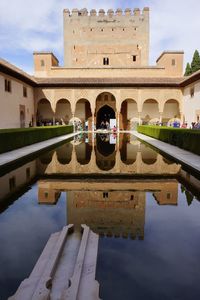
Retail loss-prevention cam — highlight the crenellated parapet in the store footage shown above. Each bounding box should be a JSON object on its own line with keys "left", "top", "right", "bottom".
{"left": 63, "top": 7, "right": 149, "bottom": 17}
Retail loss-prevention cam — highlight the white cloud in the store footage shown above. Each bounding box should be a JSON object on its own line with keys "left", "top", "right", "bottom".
{"left": 140, "top": 0, "right": 200, "bottom": 64}
{"left": 0, "top": 0, "right": 199, "bottom": 72}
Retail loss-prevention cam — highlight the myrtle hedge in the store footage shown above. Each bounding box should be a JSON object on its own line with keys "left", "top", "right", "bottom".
{"left": 137, "top": 125, "right": 200, "bottom": 156}
{"left": 0, "top": 125, "right": 73, "bottom": 154}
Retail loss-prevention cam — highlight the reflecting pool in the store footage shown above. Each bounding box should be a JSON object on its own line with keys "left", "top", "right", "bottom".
{"left": 0, "top": 133, "right": 200, "bottom": 300}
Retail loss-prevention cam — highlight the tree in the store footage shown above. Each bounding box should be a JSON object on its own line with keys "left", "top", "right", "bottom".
{"left": 191, "top": 50, "right": 200, "bottom": 73}
{"left": 184, "top": 62, "right": 192, "bottom": 76}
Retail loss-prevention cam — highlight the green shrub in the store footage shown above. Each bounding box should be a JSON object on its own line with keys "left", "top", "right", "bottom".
{"left": 0, "top": 125, "right": 73, "bottom": 154}
{"left": 137, "top": 125, "right": 200, "bottom": 155}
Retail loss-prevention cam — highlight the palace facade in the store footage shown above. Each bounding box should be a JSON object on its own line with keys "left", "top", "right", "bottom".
{"left": 0, "top": 7, "right": 200, "bottom": 129}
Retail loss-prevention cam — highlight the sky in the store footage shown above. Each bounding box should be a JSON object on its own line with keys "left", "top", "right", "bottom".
{"left": 0, "top": 0, "right": 200, "bottom": 74}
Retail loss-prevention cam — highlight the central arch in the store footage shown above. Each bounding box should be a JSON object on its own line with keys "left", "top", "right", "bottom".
{"left": 95, "top": 92, "right": 116, "bottom": 130}
{"left": 96, "top": 105, "right": 115, "bottom": 129}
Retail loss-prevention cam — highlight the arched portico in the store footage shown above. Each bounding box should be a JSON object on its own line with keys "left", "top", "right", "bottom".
{"left": 37, "top": 99, "right": 54, "bottom": 126}
{"left": 162, "top": 99, "right": 180, "bottom": 125}
{"left": 120, "top": 99, "right": 138, "bottom": 130}
{"left": 55, "top": 99, "right": 72, "bottom": 125}
{"left": 96, "top": 105, "right": 115, "bottom": 129}
{"left": 75, "top": 99, "right": 92, "bottom": 130}
{"left": 141, "top": 99, "right": 159, "bottom": 125}
{"left": 95, "top": 92, "right": 116, "bottom": 130}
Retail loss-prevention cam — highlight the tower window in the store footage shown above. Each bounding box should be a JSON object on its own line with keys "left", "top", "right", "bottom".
{"left": 132, "top": 55, "right": 137, "bottom": 62}
{"left": 190, "top": 87, "right": 194, "bottom": 97}
{"left": 41, "top": 60, "right": 45, "bottom": 67}
{"left": 23, "top": 86, "right": 27, "bottom": 97}
{"left": 26, "top": 167, "right": 30, "bottom": 180}
{"left": 172, "top": 59, "right": 176, "bottom": 66}
{"left": 103, "top": 192, "right": 109, "bottom": 198}
{"left": 103, "top": 57, "right": 109, "bottom": 65}
{"left": 5, "top": 79, "right": 12, "bottom": 92}
{"left": 167, "top": 193, "right": 171, "bottom": 199}
{"left": 9, "top": 176, "right": 16, "bottom": 191}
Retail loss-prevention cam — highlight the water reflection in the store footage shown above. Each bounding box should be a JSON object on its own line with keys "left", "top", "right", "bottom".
{"left": 0, "top": 133, "right": 200, "bottom": 300}
{"left": 56, "top": 143, "right": 72, "bottom": 165}
{"left": 0, "top": 133, "right": 200, "bottom": 207}
{"left": 120, "top": 134, "right": 138, "bottom": 164}
{"left": 36, "top": 133, "right": 181, "bottom": 175}
{"left": 75, "top": 141, "right": 92, "bottom": 165}
{"left": 37, "top": 178, "right": 180, "bottom": 239}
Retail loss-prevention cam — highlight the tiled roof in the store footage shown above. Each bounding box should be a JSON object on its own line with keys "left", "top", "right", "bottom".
{"left": 36, "top": 77, "right": 183, "bottom": 87}
{"left": 1, "top": 56, "right": 200, "bottom": 88}
{"left": 180, "top": 69, "right": 200, "bottom": 87}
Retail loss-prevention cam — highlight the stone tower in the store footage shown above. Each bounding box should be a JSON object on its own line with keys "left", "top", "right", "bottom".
{"left": 63, "top": 8, "right": 149, "bottom": 68}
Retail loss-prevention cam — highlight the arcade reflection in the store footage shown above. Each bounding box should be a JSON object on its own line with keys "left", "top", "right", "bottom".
{"left": 37, "top": 133, "right": 180, "bottom": 175}
{"left": 1, "top": 133, "right": 199, "bottom": 240}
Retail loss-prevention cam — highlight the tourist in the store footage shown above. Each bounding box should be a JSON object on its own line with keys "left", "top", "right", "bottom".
{"left": 106, "top": 121, "right": 110, "bottom": 130}
{"left": 181, "top": 122, "right": 187, "bottom": 128}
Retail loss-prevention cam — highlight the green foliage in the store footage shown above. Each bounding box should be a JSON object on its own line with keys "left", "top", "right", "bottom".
{"left": 191, "top": 50, "right": 200, "bottom": 73}
{"left": 184, "top": 62, "right": 192, "bottom": 76}
{"left": 185, "top": 190, "right": 194, "bottom": 206}
{"left": 137, "top": 125, "right": 200, "bottom": 156}
{"left": 0, "top": 125, "right": 73, "bottom": 154}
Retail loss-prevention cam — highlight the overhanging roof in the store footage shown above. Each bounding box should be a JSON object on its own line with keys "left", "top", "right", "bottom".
{"left": 1, "top": 56, "right": 200, "bottom": 88}
{"left": 35, "top": 77, "right": 183, "bottom": 88}
{"left": 0, "top": 58, "right": 37, "bottom": 86}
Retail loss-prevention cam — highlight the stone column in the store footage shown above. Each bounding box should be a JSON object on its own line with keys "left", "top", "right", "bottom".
{"left": 72, "top": 113, "right": 75, "bottom": 132}
{"left": 117, "top": 111, "right": 120, "bottom": 132}
{"left": 159, "top": 112, "right": 163, "bottom": 125}
{"left": 92, "top": 114, "right": 95, "bottom": 132}
{"left": 117, "top": 132, "right": 120, "bottom": 150}
{"left": 180, "top": 112, "right": 184, "bottom": 124}
{"left": 138, "top": 113, "right": 141, "bottom": 125}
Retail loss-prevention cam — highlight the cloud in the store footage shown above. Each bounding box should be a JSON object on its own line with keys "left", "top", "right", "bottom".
{"left": 140, "top": 0, "right": 200, "bottom": 64}
{"left": 0, "top": 0, "right": 199, "bottom": 72}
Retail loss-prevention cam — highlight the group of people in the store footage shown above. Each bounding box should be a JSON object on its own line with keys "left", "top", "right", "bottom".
{"left": 190, "top": 122, "right": 200, "bottom": 129}
{"left": 99, "top": 120, "right": 110, "bottom": 130}
{"left": 99, "top": 120, "right": 117, "bottom": 133}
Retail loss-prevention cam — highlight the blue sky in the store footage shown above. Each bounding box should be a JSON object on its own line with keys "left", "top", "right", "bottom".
{"left": 0, "top": 0, "right": 200, "bottom": 74}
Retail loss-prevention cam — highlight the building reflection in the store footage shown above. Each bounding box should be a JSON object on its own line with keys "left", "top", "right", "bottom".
{"left": 0, "top": 161, "right": 36, "bottom": 207}
{"left": 0, "top": 132, "right": 200, "bottom": 233}
{"left": 37, "top": 179, "right": 180, "bottom": 239}
{"left": 38, "top": 133, "right": 181, "bottom": 175}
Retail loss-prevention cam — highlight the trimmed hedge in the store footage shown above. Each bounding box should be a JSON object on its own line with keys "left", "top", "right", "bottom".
{"left": 137, "top": 125, "right": 200, "bottom": 156}
{"left": 0, "top": 125, "right": 73, "bottom": 154}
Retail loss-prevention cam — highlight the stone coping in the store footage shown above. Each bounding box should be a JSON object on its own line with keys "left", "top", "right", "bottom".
{"left": 132, "top": 131, "right": 200, "bottom": 175}
{"left": 0, "top": 132, "right": 79, "bottom": 169}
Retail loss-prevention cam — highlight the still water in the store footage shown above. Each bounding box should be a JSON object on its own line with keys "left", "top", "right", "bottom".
{"left": 0, "top": 133, "right": 200, "bottom": 300}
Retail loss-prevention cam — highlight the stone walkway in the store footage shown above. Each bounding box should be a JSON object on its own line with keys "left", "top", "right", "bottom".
{"left": 133, "top": 131, "right": 200, "bottom": 174}
{"left": 0, "top": 132, "right": 78, "bottom": 168}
